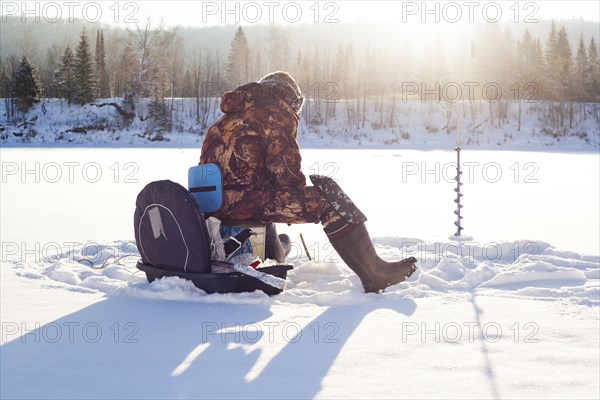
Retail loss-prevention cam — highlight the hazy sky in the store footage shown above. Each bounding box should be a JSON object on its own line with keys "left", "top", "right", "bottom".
{"left": 2, "top": 1, "right": 599, "bottom": 26}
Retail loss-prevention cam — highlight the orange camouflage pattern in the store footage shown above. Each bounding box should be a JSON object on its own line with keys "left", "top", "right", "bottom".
{"left": 199, "top": 84, "right": 327, "bottom": 224}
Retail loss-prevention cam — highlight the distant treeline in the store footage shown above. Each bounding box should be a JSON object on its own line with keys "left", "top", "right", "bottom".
{"left": 1, "top": 17, "right": 599, "bottom": 132}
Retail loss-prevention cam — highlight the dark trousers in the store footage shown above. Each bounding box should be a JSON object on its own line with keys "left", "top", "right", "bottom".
{"left": 265, "top": 223, "right": 285, "bottom": 263}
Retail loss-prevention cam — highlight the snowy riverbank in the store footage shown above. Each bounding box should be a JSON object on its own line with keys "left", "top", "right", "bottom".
{"left": 1, "top": 98, "right": 599, "bottom": 151}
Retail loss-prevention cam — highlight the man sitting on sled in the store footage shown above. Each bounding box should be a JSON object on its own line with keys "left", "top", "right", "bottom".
{"left": 199, "top": 71, "right": 417, "bottom": 293}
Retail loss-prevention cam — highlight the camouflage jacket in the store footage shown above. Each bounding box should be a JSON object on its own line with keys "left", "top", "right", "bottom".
{"left": 199, "top": 83, "right": 326, "bottom": 224}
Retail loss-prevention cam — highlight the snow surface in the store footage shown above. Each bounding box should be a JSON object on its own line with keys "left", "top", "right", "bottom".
{"left": 1, "top": 148, "right": 599, "bottom": 399}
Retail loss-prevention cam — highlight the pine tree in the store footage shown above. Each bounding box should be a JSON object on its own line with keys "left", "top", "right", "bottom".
{"left": 556, "top": 26, "right": 574, "bottom": 127}
{"left": 73, "top": 28, "right": 96, "bottom": 104}
{"left": 516, "top": 31, "right": 533, "bottom": 130}
{"left": 117, "top": 42, "right": 137, "bottom": 98}
{"left": 575, "top": 34, "right": 588, "bottom": 102}
{"left": 499, "top": 28, "right": 516, "bottom": 100}
{"left": 95, "top": 30, "right": 110, "bottom": 98}
{"left": 587, "top": 37, "right": 600, "bottom": 101}
{"left": 42, "top": 44, "right": 61, "bottom": 98}
{"left": 95, "top": 30, "right": 101, "bottom": 91}
{"left": 544, "top": 21, "right": 560, "bottom": 99}
{"left": 181, "top": 68, "right": 194, "bottom": 97}
{"left": 147, "top": 62, "right": 171, "bottom": 132}
{"left": 0, "top": 60, "right": 8, "bottom": 99}
{"left": 532, "top": 38, "right": 545, "bottom": 84}
{"left": 10, "top": 56, "right": 40, "bottom": 114}
{"left": 556, "top": 26, "right": 572, "bottom": 81}
{"left": 55, "top": 45, "right": 74, "bottom": 104}
{"left": 226, "top": 26, "right": 250, "bottom": 88}
{"left": 530, "top": 38, "right": 545, "bottom": 117}
{"left": 544, "top": 21, "right": 559, "bottom": 68}
{"left": 517, "top": 30, "right": 534, "bottom": 82}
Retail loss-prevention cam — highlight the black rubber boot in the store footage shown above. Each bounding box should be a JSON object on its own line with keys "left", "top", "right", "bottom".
{"left": 328, "top": 223, "right": 418, "bottom": 293}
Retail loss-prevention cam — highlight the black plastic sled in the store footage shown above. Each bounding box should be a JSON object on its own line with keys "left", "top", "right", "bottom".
{"left": 134, "top": 180, "right": 293, "bottom": 295}
{"left": 137, "top": 261, "right": 293, "bottom": 295}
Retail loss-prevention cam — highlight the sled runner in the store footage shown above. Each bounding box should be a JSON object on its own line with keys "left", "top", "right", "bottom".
{"left": 136, "top": 262, "right": 292, "bottom": 295}
{"left": 134, "top": 179, "right": 293, "bottom": 295}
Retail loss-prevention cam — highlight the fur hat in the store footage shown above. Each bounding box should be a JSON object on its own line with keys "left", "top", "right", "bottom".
{"left": 258, "top": 71, "right": 304, "bottom": 114}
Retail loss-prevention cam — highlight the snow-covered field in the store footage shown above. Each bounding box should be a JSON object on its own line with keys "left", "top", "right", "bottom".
{"left": 1, "top": 147, "right": 599, "bottom": 399}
